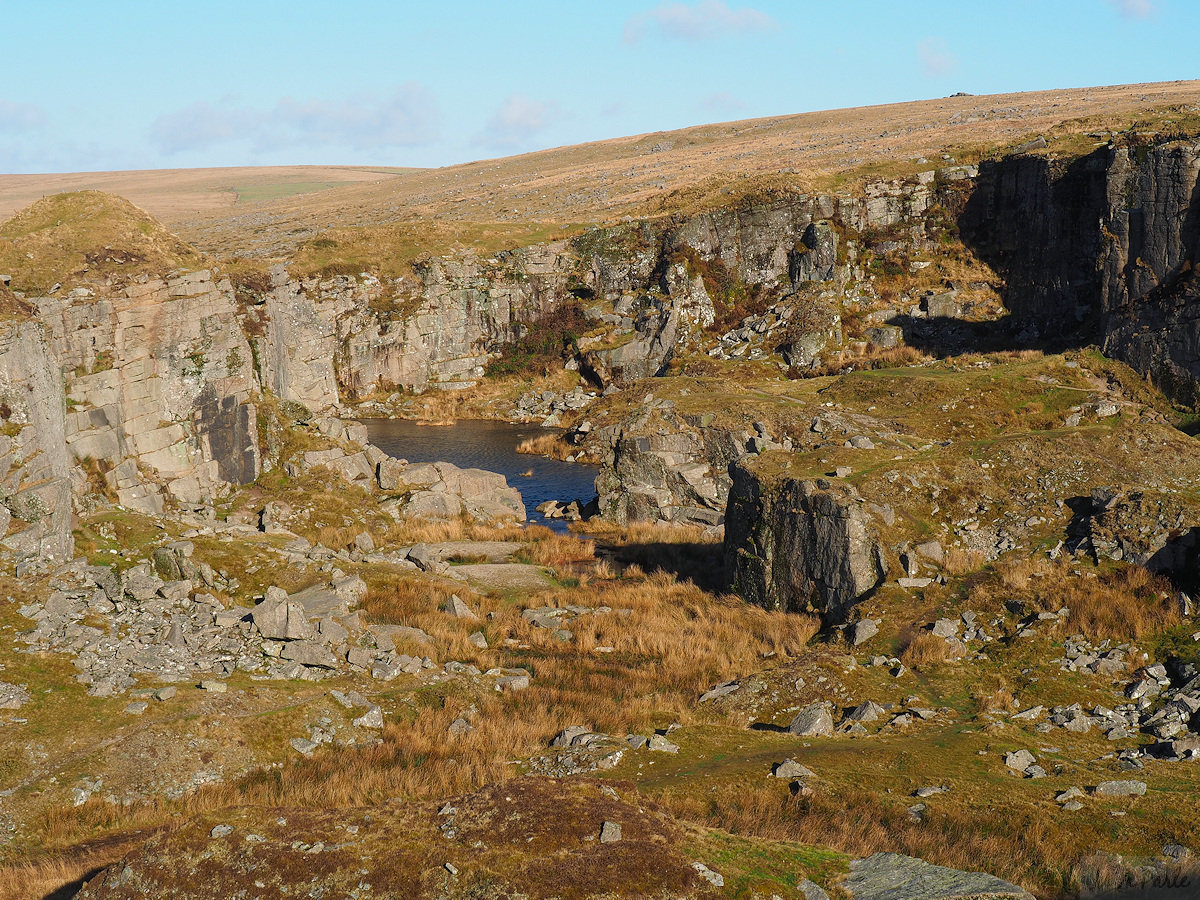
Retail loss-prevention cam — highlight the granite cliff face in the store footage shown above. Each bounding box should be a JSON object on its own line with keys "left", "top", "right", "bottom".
{"left": 257, "top": 243, "right": 574, "bottom": 406}
{"left": 963, "top": 140, "right": 1200, "bottom": 399}
{"left": 34, "top": 270, "right": 260, "bottom": 515}
{"left": 2, "top": 137, "right": 1200, "bottom": 567}
{"left": 0, "top": 320, "right": 73, "bottom": 562}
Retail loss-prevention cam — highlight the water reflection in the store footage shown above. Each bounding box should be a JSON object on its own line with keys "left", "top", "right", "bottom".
{"left": 359, "top": 419, "right": 599, "bottom": 532}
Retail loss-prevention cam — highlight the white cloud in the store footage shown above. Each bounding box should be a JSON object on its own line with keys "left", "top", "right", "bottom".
{"left": 149, "top": 84, "right": 439, "bottom": 156}
{"left": 698, "top": 92, "right": 747, "bottom": 114}
{"left": 917, "top": 37, "right": 957, "bottom": 78}
{"left": 475, "top": 94, "right": 558, "bottom": 150}
{"left": 1107, "top": 0, "right": 1157, "bottom": 18}
{"left": 624, "top": 1, "right": 778, "bottom": 43}
{"left": 0, "top": 100, "right": 47, "bottom": 133}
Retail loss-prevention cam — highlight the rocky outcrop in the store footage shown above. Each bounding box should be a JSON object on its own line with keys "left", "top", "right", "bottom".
{"left": 1099, "top": 143, "right": 1200, "bottom": 403}
{"left": 1075, "top": 486, "right": 1200, "bottom": 587}
{"left": 257, "top": 244, "right": 574, "bottom": 403}
{"left": 279, "top": 429, "right": 526, "bottom": 526}
{"left": 0, "top": 321, "right": 73, "bottom": 562}
{"left": 594, "top": 403, "right": 745, "bottom": 526}
{"left": 964, "top": 140, "right": 1200, "bottom": 403}
{"left": 724, "top": 460, "right": 886, "bottom": 622}
{"left": 34, "top": 270, "right": 260, "bottom": 513}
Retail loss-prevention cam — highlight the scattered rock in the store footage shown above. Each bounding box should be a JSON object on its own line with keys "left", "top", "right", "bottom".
{"left": 353, "top": 705, "right": 384, "bottom": 729}
{"left": 691, "top": 862, "right": 724, "bottom": 888}
{"left": 788, "top": 702, "right": 834, "bottom": 737}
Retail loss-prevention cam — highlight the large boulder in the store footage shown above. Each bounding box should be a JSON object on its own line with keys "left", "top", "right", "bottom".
{"left": 395, "top": 461, "right": 525, "bottom": 523}
{"left": 788, "top": 703, "right": 834, "bottom": 737}
{"left": 594, "top": 405, "right": 744, "bottom": 526}
{"left": 251, "top": 589, "right": 315, "bottom": 641}
{"left": 725, "top": 459, "right": 886, "bottom": 622}
{"left": 845, "top": 852, "right": 1033, "bottom": 899}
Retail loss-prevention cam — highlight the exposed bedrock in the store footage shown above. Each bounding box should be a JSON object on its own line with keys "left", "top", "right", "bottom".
{"left": 965, "top": 141, "right": 1200, "bottom": 401}
{"left": 33, "top": 270, "right": 260, "bottom": 515}
{"left": 0, "top": 321, "right": 74, "bottom": 562}
{"left": 723, "top": 459, "right": 886, "bottom": 623}
{"left": 594, "top": 405, "right": 746, "bottom": 527}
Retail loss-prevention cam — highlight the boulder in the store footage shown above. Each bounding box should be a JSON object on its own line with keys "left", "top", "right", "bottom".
{"left": 788, "top": 702, "right": 834, "bottom": 737}
{"left": 845, "top": 852, "right": 1033, "bottom": 899}
{"left": 849, "top": 619, "right": 879, "bottom": 646}
{"left": 280, "top": 640, "right": 340, "bottom": 669}
{"left": 1093, "top": 780, "right": 1147, "bottom": 797}
{"left": 726, "top": 462, "right": 886, "bottom": 622}
{"left": 252, "top": 593, "right": 315, "bottom": 642}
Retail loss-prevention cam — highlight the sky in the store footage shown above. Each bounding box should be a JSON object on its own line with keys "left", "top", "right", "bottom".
{"left": 1, "top": 0, "right": 1195, "bottom": 175}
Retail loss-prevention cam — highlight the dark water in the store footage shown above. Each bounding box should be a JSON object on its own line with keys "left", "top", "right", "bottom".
{"left": 360, "top": 419, "right": 599, "bottom": 532}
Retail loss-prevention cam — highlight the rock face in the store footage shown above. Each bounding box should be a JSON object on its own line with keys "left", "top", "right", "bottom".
{"left": 0, "top": 320, "right": 74, "bottom": 561}
{"left": 257, "top": 245, "right": 573, "bottom": 401}
{"left": 845, "top": 852, "right": 1033, "bottom": 900}
{"left": 724, "top": 460, "right": 886, "bottom": 622}
{"left": 33, "top": 270, "right": 260, "bottom": 514}
{"left": 964, "top": 141, "right": 1200, "bottom": 404}
{"left": 594, "top": 403, "right": 744, "bottom": 526}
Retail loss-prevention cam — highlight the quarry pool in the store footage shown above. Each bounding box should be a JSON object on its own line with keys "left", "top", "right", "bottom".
{"left": 360, "top": 418, "right": 599, "bottom": 532}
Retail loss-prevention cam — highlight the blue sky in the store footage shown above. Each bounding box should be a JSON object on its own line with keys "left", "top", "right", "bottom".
{"left": 1, "top": 0, "right": 1194, "bottom": 174}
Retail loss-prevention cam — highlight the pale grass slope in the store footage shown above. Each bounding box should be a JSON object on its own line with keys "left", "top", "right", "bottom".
{"left": 2, "top": 80, "right": 1199, "bottom": 259}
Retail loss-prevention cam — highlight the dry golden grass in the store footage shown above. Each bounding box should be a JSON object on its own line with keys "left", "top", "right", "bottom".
{"left": 1055, "top": 564, "right": 1181, "bottom": 640}
{"left": 0, "top": 827, "right": 164, "bottom": 900}
{"left": 898, "top": 632, "right": 952, "bottom": 670}
{"left": 514, "top": 527, "right": 595, "bottom": 566}
{"left": 660, "top": 779, "right": 1078, "bottom": 897}
{"left": 516, "top": 432, "right": 573, "bottom": 460}
{"left": 944, "top": 548, "right": 988, "bottom": 575}
{"left": 971, "top": 556, "right": 1181, "bottom": 641}
{"left": 971, "top": 674, "right": 1016, "bottom": 714}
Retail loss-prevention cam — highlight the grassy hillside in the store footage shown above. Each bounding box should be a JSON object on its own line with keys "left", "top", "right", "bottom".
{"left": 0, "top": 191, "right": 205, "bottom": 294}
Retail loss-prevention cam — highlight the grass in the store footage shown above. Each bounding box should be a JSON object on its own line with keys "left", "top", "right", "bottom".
{"left": 287, "top": 219, "right": 589, "bottom": 281}
{"left": 231, "top": 181, "right": 342, "bottom": 204}
{"left": 966, "top": 556, "right": 1182, "bottom": 642}
{"left": 898, "top": 632, "right": 952, "bottom": 670}
{"left": 0, "top": 191, "right": 205, "bottom": 294}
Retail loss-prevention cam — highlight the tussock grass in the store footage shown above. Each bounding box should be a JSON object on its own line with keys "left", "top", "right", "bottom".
{"left": 661, "top": 780, "right": 1066, "bottom": 897}
{"left": 516, "top": 432, "right": 573, "bottom": 459}
{"left": 27, "top": 566, "right": 816, "bottom": 859}
{"left": 971, "top": 556, "right": 1181, "bottom": 641}
{"left": 898, "top": 632, "right": 952, "bottom": 670}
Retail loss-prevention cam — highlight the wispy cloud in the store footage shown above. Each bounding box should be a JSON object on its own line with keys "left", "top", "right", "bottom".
{"left": 917, "top": 37, "right": 957, "bottom": 78}
{"left": 1107, "top": 0, "right": 1157, "bottom": 18}
{"left": 149, "top": 84, "right": 439, "bottom": 156}
{"left": 0, "top": 100, "right": 47, "bottom": 133}
{"left": 624, "top": 1, "right": 778, "bottom": 43}
{"left": 474, "top": 94, "right": 558, "bottom": 150}
{"left": 698, "top": 92, "right": 747, "bottom": 114}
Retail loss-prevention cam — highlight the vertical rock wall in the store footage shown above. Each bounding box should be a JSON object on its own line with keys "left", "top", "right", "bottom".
{"left": 0, "top": 321, "right": 73, "bottom": 561}
{"left": 34, "top": 270, "right": 260, "bottom": 513}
